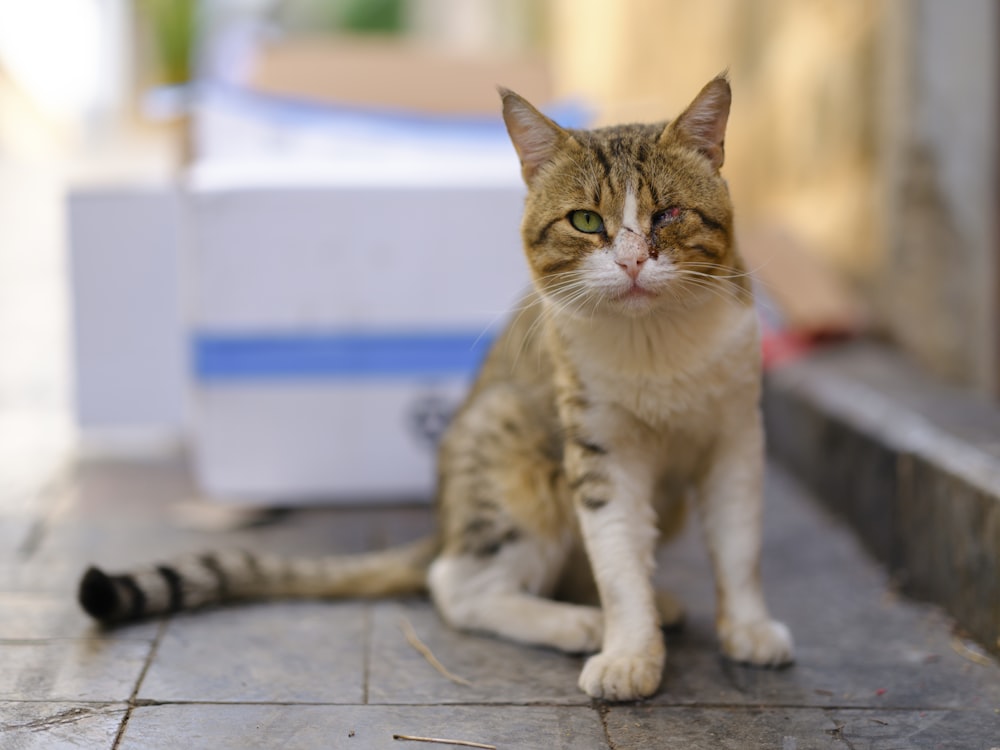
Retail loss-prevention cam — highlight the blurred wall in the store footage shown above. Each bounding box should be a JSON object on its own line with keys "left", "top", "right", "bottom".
{"left": 549, "top": 0, "right": 880, "bottom": 274}
{"left": 549, "top": 0, "right": 999, "bottom": 396}
{"left": 878, "top": 0, "right": 998, "bottom": 395}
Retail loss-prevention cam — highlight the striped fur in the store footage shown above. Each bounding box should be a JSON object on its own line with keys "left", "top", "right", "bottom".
{"left": 78, "top": 76, "right": 792, "bottom": 701}
{"left": 79, "top": 539, "right": 437, "bottom": 623}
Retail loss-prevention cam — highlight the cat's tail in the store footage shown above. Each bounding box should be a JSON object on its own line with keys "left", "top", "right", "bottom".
{"left": 77, "top": 535, "right": 440, "bottom": 625}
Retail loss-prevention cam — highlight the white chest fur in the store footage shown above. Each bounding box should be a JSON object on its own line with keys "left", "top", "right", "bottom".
{"left": 552, "top": 300, "right": 761, "bottom": 481}
{"left": 561, "top": 303, "right": 758, "bottom": 419}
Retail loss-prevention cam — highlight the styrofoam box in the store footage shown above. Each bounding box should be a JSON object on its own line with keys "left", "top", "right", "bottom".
{"left": 187, "top": 163, "right": 531, "bottom": 504}
{"left": 68, "top": 184, "right": 188, "bottom": 438}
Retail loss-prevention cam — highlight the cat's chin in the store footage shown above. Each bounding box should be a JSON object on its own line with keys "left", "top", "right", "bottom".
{"left": 607, "top": 284, "right": 662, "bottom": 317}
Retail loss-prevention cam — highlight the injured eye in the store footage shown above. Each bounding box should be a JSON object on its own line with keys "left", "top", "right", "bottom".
{"left": 652, "top": 207, "right": 684, "bottom": 228}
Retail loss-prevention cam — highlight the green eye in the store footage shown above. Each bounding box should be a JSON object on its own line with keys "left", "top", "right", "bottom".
{"left": 569, "top": 210, "right": 605, "bottom": 234}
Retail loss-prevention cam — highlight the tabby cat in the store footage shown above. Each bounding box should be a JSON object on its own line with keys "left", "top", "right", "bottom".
{"left": 78, "top": 75, "right": 793, "bottom": 701}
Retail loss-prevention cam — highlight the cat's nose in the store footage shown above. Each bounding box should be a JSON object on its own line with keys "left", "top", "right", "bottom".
{"left": 616, "top": 255, "right": 647, "bottom": 280}
{"left": 613, "top": 229, "right": 650, "bottom": 280}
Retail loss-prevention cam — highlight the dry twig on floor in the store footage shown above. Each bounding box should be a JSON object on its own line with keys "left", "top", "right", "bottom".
{"left": 392, "top": 733, "right": 496, "bottom": 749}
{"left": 950, "top": 636, "right": 995, "bottom": 667}
{"left": 398, "top": 616, "right": 473, "bottom": 687}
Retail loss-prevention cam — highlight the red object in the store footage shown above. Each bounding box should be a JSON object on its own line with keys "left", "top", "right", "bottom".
{"left": 760, "top": 320, "right": 855, "bottom": 371}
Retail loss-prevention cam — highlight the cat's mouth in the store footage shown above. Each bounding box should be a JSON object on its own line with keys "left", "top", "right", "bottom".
{"left": 613, "top": 281, "right": 657, "bottom": 301}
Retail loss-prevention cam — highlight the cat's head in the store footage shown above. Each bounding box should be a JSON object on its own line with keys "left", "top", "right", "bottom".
{"left": 500, "top": 75, "right": 746, "bottom": 319}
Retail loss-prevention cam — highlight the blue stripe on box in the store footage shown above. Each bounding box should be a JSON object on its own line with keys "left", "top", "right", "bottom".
{"left": 193, "top": 331, "right": 494, "bottom": 381}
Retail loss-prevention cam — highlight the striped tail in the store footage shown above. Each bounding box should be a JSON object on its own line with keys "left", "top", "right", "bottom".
{"left": 77, "top": 536, "right": 440, "bottom": 624}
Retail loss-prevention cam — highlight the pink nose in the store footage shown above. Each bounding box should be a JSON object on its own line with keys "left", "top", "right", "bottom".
{"left": 613, "top": 228, "right": 650, "bottom": 281}
{"left": 616, "top": 255, "right": 647, "bottom": 280}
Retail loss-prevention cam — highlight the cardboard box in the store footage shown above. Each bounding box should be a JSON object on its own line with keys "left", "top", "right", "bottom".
{"left": 248, "top": 36, "right": 552, "bottom": 116}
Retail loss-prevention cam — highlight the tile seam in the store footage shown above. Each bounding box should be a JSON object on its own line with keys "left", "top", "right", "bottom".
{"left": 111, "top": 618, "right": 169, "bottom": 749}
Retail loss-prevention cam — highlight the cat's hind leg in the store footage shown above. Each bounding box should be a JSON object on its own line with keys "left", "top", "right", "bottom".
{"left": 431, "top": 382, "right": 600, "bottom": 652}
{"left": 655, "top": 589, "right": 685, "bottom": 630}
{"left": 428, "top": 541, "right": 603, "bottom": 654}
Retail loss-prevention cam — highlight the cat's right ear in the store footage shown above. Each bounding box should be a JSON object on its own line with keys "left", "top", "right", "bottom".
{"left": 499, "top": 87, "right": 569, "bottom": 185}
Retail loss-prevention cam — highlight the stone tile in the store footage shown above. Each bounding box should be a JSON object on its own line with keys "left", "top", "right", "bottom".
{"left": 822, "top": 708, "right": 1000, "bottom": 749}
{"left": 225, "top": 505, "right": 427, "bottom": 557}
{"left": 650, "top": 630, "right": 1000, "bottom": 710}
{"left": 605, "top": 705, "right": 1000, "bottom": 750}
{"left": 31, "top": 518, "right": 290, "bottom": 572}
{"left": 0, "top": 514, "right": 34, "bottom": 562}
{"left": 119, "top": 703, "right": 609, "bottom": 750}
{"left": 0, "top": 591, "right": 159, "bottom": 641}
{"left": 34, "top": 505, "right": 432, "bottom": 572}
{"left": 0, "top": 639, "right": 151, "bottom": 701}
{"left": 764, "top": 343, "right": 1000, "bottom": 661}
{"left": 653, "top": 466, "right": 880, "bottom": 632}
{"left": 368, "top": 600, "right": 590, "bottom": 705}
{"left": 0, "top": 701, "right": 126, "bottom": 750}
{"left": 60, "top": 454, "right": 198, "bottom": 519}
{"left": 0, "top": 559, "right": 81, "bottom": 594}
{"left": 0, "top": 425, "right": 71, "bottom": 518}
{"left": 0, "top": 484, "right": 41, "bottom": 517}
{"left": 647, "top": 465, "right": 1000, "bottom": 710}
{"left": 30, "top": 519, "right": 214, "bottom": 570}
{"left": 58, "top": 454, "right": 434, "bottom": 541}
{"left": 138, "top": 600, "right": 365, "bottom": 703}
{"left": 375, "top": 505, "right": 436, "bottom": 547}
{"left": 608, "top": 706, "right": 813, "bottom": 750}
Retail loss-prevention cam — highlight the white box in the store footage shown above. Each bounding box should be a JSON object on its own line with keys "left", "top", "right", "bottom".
{"left": 68, "top": 82, "right": 584, "bottom": 501}
{"left": 68, "top": 184, "right": 188, "bottom": 438}
{"left": 187, "top": 167, "right": 530, "bottom": 504}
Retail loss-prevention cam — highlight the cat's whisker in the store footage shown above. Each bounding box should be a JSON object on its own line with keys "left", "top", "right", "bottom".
{"left": 679, "top": 259, "right": 776, "bottom": 292}
{"left": 546, "top": 286, "right": 594, "bottom": 321}
{"left": 674, "top": 268, "right": 754, "bottom": 296}
{"left": 680, "top": 260, "right": 756, "bottom": 274}
{"left": 472, "top": 303, "right": 530, "bottom": 352}
{"left": 674, "top": 269, "right": 781, "bottom": 315}
{"left": 675, "top": 267, "right": 752, "bottom": 284}
{"left": 510, "top": 308, "right": 547, "bottom": 370}
{"left": 681, "top": 276, "right": 748, "bottom": 304}
{"left": 672, "top": 275, "right": 748, "bottom": 308}
{"left": 510, "top": 288, "right": 587, "bottom": 369}
{"left": 500, "top": 280, "right": 593, "bottom": 348}
{"left": 495, "top": 298, "right": 546, "bottom": 363}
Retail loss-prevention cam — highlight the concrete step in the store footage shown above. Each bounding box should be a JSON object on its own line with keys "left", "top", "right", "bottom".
{"left": 764, "top": 339, "right": 1000, "bottom": 659}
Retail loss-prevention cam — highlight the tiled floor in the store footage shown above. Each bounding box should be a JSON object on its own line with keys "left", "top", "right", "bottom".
{"left": 2, "top": 455, "right": 999, "bottom": 749}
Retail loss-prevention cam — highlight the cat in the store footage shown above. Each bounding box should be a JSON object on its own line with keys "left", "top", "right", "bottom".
{"left": 77, "top": 74, "right": 794, "bottom": 701}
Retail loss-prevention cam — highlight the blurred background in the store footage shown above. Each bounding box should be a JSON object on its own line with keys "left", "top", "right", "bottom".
{"left": 0, "top": 0, "right": 996, "bottom": 505}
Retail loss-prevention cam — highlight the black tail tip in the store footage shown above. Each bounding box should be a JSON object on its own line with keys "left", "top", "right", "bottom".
{"left": 78, "top": 566, "right": 119, "bottom": 620}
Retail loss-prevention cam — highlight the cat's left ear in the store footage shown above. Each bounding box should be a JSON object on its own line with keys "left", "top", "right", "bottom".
{"left": 662, "top": 74, "right": 731, "bottom": 171}
{"left": 499, "top": 87, "right": 571, "bottom": 185}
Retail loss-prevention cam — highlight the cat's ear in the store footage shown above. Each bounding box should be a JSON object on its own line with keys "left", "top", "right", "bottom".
{"left": 499, "top": 87, "right": 570, "bottom": 185}
{"left": 662, "top": 74, "right": 731, "bottom": 171}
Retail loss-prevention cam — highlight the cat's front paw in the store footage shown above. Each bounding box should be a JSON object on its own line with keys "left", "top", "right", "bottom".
{"left": 578, "top": 646, "right": 665, "bottom": 701}
{"left": 720, "top": 618, "right": 794, "bottom": 667}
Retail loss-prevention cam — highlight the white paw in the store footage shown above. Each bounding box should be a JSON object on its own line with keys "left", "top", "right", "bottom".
{"left": 720, "top": 619, "right": 794, "bottom": 667}
{"left": 553, "top": 608, "right": 604, "bottom": 653}
{"left": 578, "top": 645, "right": 665, "bottom": 701}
